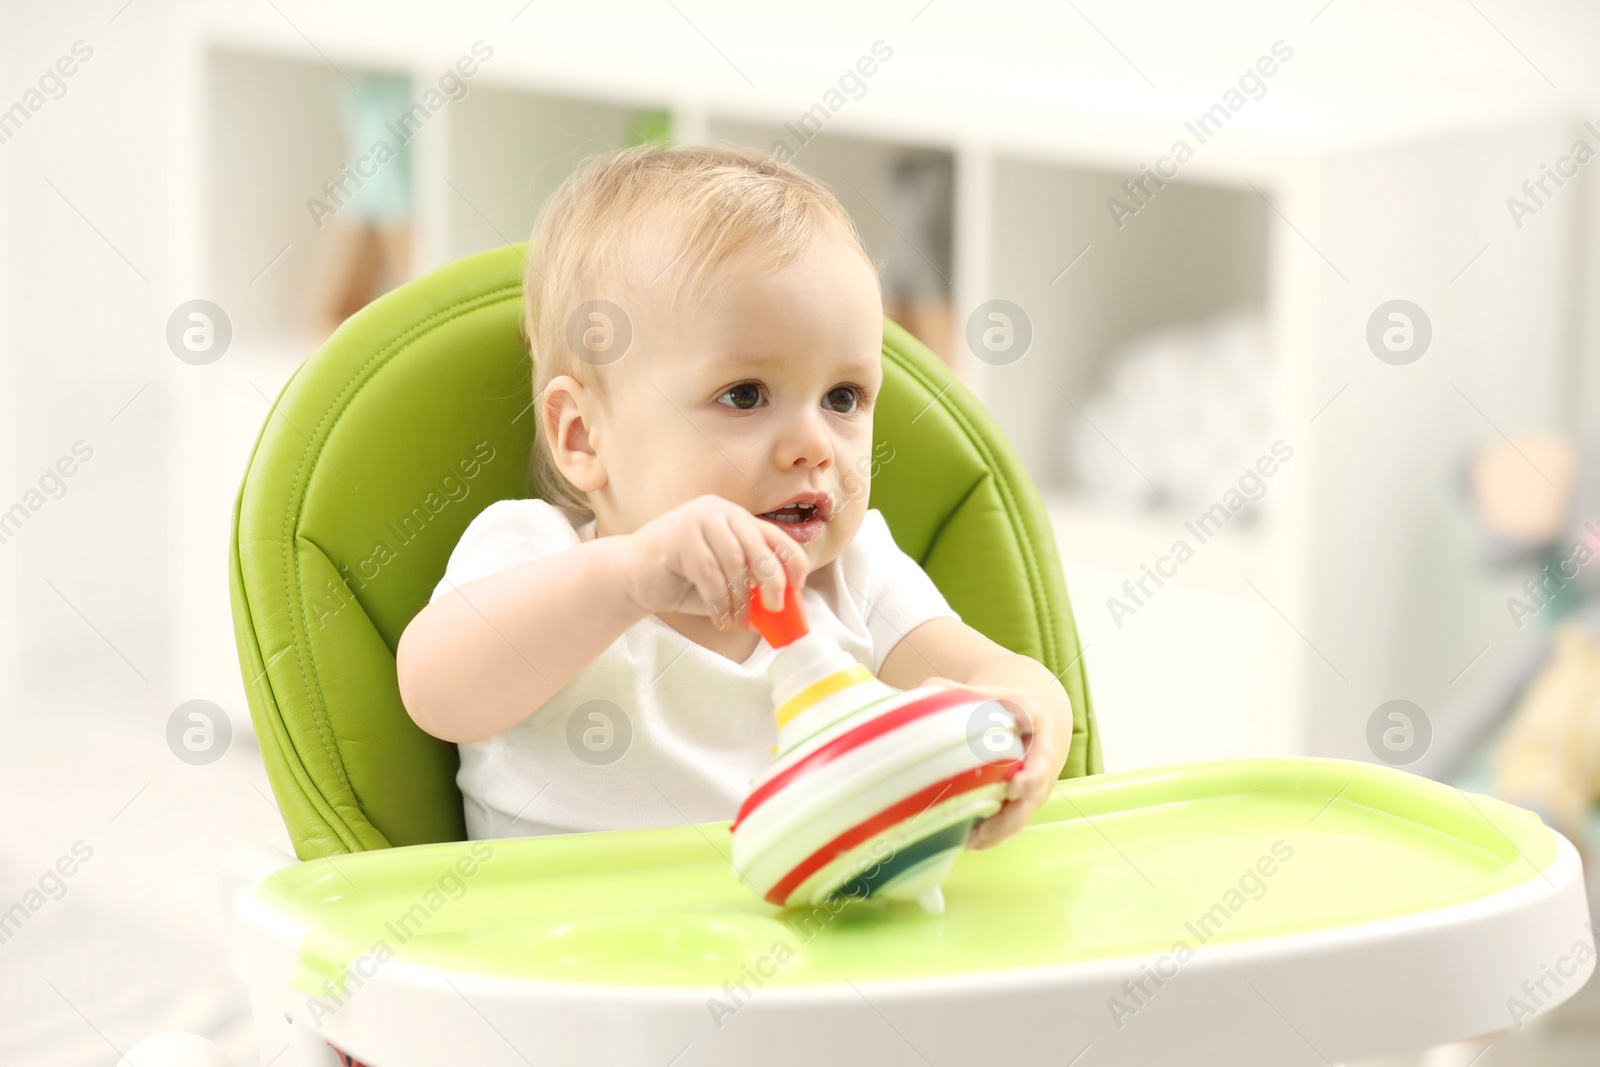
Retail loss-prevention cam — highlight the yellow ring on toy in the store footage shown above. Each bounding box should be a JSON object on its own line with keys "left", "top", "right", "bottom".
{"left": 774, "top": 665, "right": 876, "bottom": 730}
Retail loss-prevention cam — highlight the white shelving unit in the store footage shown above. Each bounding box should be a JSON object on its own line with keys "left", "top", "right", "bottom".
{"left": 443, "top": 86, "right": 647, "bottom": 263}
{"left": 173, "top": 0, "right": 1588, "bottom": 774}
{"left": 207, "top": 48, "right": 348, "bottom": 345}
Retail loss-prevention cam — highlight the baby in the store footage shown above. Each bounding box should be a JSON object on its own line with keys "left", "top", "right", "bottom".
{"left": 395, "top": 142, "right": 1071, "bottom": 854}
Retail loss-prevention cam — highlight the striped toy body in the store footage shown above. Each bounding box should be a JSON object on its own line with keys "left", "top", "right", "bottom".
{"left": 730, "top": 631, "right": 1025, "bottom": 914}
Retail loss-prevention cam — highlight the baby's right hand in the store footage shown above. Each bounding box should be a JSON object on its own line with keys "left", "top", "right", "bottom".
{"left": 620, "top": 494, "right": 810, "bottom": 630}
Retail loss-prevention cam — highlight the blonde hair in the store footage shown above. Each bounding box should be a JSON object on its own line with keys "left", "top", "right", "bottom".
{"left": 522, "top": 140, "right": 880, "bottom": 516}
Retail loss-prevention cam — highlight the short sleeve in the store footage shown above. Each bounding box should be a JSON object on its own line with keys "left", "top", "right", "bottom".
{"left": 847, "top": 509, "right": 961, "bottom": 674}
{"left": 429, "top": 499, "right": 583, "bottom": 604}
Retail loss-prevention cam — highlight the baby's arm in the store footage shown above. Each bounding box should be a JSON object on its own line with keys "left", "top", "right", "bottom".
{"left": 396, "top": 494, "right": 806, "bottom": 744}
{"left": 396, "top": 534, "right": 645, "bottom": 744}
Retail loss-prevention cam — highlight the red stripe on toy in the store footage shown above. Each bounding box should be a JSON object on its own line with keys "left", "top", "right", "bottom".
{"left": 763, "top": 759, "right": 1020, "bottom": 906}
{"left": 732, "top": 687, "right": 974, "bottom": 831}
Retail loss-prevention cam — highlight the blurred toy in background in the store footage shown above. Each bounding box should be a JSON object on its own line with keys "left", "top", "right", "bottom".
{"left": 1064, "top": 309, "right": 1274, "bottom": 512}
{"left": 304, "top": 71, "right": 415, "bottom": 341}
{"left": 882, "top": 150, "right": 955, "bottom": 367}
{"left": 1458, "top": 433, "right": 1600, "bottom": 856}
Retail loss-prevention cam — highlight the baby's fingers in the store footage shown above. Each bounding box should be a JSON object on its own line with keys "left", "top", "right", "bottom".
{"left": 730, "top": 514, "right": 790, "bottom": 613}
{"left": 969, "top": 777, "right": 1047, "bottom": 850}
{"left": 693, "top": 522, "right": 749, "bottom": 628}
{"left": 753, "top": 517, "right": 809, "bottom": 602}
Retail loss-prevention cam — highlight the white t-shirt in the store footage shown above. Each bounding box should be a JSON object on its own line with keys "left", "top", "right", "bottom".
{"left": 428, "top": 500, "right": 961, "bottom": 840}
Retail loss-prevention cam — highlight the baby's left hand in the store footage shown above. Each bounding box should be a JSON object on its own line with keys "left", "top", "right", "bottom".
{"left": 921, "top": 676, "right": 1066, "bottom": 851}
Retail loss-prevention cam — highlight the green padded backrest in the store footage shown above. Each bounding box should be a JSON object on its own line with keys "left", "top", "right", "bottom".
{"left": 230, "top": 243, "right": 1103, "bottom": 861}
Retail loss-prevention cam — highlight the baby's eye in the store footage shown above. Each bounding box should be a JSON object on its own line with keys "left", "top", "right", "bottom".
{"left": 823, "top": 385, "right": 861, "bottom": 414}
{"left": 716, "top": 382, "right": 765, "bottom": 410}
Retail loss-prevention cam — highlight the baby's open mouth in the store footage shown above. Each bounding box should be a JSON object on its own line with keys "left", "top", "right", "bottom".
{"left": 760, "top": 503, "right": 818, "bottom": 524}
{"left": 756, "top": 493, "right": 831, "bottom": 544}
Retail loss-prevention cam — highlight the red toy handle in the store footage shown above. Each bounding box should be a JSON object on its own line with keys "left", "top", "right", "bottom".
{"left": 745, "top": 578, "right": 808, "bottom": 648}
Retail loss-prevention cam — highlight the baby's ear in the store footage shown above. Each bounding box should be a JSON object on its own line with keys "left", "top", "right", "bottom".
{"left": 542, "top": 375, "right": 607, "bottom": 492}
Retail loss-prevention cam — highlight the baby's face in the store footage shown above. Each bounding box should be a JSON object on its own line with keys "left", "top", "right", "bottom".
{"left": 592, "top": 225, "right": 884, "bottom": 573}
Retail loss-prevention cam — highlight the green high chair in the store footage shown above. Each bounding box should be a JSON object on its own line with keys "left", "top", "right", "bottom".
{"left": 208, "top": 245, "right": 1591, "bottom": 1067}
{"left": 229, "top": 242, "right": 1104, "bottom": 862}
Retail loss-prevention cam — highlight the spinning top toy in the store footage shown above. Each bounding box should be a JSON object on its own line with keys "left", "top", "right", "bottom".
{"left": 730, "top": 580, "right": 1027, "bottom": 915}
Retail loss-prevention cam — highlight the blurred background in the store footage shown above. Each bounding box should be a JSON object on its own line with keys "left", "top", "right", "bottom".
{"left": 4, "top": 1, "right": 1600, "bottom": 1064}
